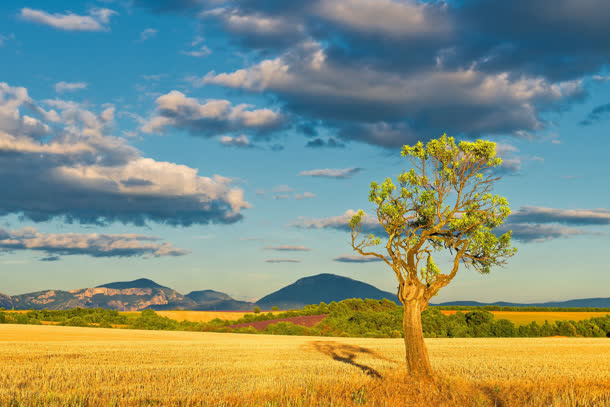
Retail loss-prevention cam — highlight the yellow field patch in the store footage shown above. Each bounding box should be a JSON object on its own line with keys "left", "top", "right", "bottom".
{"left": 154, "top": 310, "right": 282, "bottom": 322}
{"left": 440, "top": 310, "right": 610, "bottom": 326}
{"left": 0, "top": 324, "right": 608, "bottom": 406}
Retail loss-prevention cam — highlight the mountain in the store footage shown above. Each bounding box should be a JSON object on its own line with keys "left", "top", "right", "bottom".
{"left": 3, "top": 275, "right": 608, "bottom": 311}
{"left": 0, "top": 292, "right": 12, "bottom": 309}
{"left": 97, "top": 278, "right": 166, "bottom": 290}
{"left": 182, "top": 290, "right": 255, "bottom": 311}
{"left": 434, "top": 298, "right": 610, "bottom": 308}
{"left": 186, "top": 290, "right": 232, "bottom": 303}
{"left": 11, "top": 279, "right": 191, "bottom": 311}
{"left": 5, "top": 279, "right": 256, "bottom": 311}
{"left": 255, "top": 273, "right": 399, "bottom": 309}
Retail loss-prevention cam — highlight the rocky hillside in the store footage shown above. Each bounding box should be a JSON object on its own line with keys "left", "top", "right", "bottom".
{"left": 0, "top": 292, "right": 12, "bottom": 309}
{"left": 4, "top": 278, "right": 255, "bottom": 311}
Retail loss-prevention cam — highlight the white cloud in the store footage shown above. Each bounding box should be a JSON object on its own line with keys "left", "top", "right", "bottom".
{"left": 202, "top": 8, "right": 304, "bottom": 37}
{"left": 183, "top": 36, "right": 212, "bottom": 57}
{"left": 0, "top": 227, "right": 189, "bottom": 258}
{"left": 292, "top": 209, "right": 384, "bottom": 234}
{"left": 0, "top": 82, "right": 250, "bottom": 226}
{"left": 314, "top": 0, "right": 450, "bottom": 38}
{"left": 499, "top": 223, "right": 595, "bottom": 243}
{"left": 509, "top": 207, "right": 610, "bottom": 225}
{"left": 20, "top": 8, "right": 117, "bottom": 32}
{"left": 183, "top": 45, "right": 212, "bottom": 57}
{"left": 265, "top": 258, "right": 301, "bottom": 263}
{"left": 333, "top": 255, "right": 384, "bottom": 263}
{"left": 264, "top": 245, "right": 311, "bottom": 251}
{"left": 593, "top": 75, "right": 610, "bottom": 82}
{"left": 201, "top": 43, "right": 584, "bottom": 146}
{"left": 139, "top": 28, "right": 157, "bottom": 41}
{"left": 220, "top": 134, "right": 251, "bottom": 147}
{"left": 55, "top": 81, "right": 88, "bottom": 93}
{"left": 299, "top": 167, "right": 362, "bottom": 179}
{"left": 141, "top": 91, "right": 283, "bottom": 137}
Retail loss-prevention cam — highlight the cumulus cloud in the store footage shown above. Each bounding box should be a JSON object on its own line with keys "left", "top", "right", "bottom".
{"left": 498, "top": 206, "right": 610, "bottom": 242}
{"left": 55, "top": 82, "right": 88, "bottom": 93}
{"left": 220, "top": 134, "right": 252, "bottom": 147}
{"left": 299, "top": 167, "right": 362, "bottom": 179}
{"left": 295, "top": 192, "right": 316, "bottom": 200}
{"left": 509, "top": 207, "right": 610, "bottom": 226}
{"left": 20, "top": 8, "right": 117, "bottom": 31}
{"left": 139, "top": 28, "right": 158, "bottom": 41}
{"left": 265, "top": 258, "right": 301, "bottom": 263}
{"left": 498, "top": 223, "right": 595, "bottom": 243}
{"left": 200, "top": 7, "right": 305, "bottom": 48}
{"left": 292, "top": 209, "right": 385, "bottom": 234}
{"left": 132, "top": 0, "right": 603, "bottom": 148}
{"left": 141, "top": 90, "right": 283, "bottom": 138}
{"left": 0, "top": 227, "right": 189, "bottom": 259}
{"left": 313, "top": 0, "right": 450, "bottom": 39}
{"left": 202, "top": 42, "right": 583, "bottom": 147}
{"left": 182, "top": 36, "right": 212, "bottom": 56}
{"left": 333, "top": 255, "right": 385, "bottom": 263}
{"left": 264, "top": 245, "right": 311, "bottom": 251}
{"left": 0, "top": 82, "right": 250, "bottom": 226}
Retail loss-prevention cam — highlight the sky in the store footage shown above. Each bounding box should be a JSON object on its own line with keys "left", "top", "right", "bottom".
{"left": 0, "top": 0, "right": 609, "bottom": 303}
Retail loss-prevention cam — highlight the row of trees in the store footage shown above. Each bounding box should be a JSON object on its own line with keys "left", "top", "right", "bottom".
{"left": 2, "top": 299, "right": 609, "bottom": 338}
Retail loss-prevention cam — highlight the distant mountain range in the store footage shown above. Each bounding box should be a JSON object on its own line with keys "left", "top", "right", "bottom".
{"left": 1, "top": 278, "right": 253, "bottom": 312}
{"left": 0, "top": 274, "right": 607, "bottom": 311}
{"left": 433, "top": 298, "right": 610, "bottom": 308}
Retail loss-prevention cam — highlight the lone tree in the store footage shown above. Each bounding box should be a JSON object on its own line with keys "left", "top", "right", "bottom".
{"left": 349, "top": 135, "right": 516, "bottom": 377}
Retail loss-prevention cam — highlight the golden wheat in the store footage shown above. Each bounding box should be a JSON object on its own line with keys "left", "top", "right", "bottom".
{"left": 0, "top": 324, "right": 608, "bottom": 406}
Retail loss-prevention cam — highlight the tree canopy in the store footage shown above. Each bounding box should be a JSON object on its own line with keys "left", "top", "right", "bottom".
{"left": 350, "top": 134, "right": 517, "bottom": 307}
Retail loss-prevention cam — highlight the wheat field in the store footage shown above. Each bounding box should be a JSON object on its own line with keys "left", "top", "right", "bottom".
{"left": 0, "top": 324, "right": 608, "bottom": 406}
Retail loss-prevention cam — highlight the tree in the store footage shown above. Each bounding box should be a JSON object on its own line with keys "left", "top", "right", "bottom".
{"left": 349, "top": 135, "right": 516, "bottom": 377}
{"left": 253, "top": 306, "right": 261, "bottom": 314}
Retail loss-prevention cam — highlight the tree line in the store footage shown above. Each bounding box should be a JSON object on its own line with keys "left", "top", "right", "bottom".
{"left": 1, "top": 298, "right": 609, "bottom": 338}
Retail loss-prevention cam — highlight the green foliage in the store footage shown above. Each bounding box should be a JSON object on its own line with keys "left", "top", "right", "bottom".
{"left": 62, "top": 317, "right": 89, "bottom": 327}
{"left": 263, "top": 322, "right": 311, "bottom": 336}
{"left": 3, "top": 301, "right": 609, "bottom": 339}
{"left": 253, "top": 306, "right": 261, "bottom": 314}
{"left": 271, "top": 306, "right": 279, "bottom": 311}
{"left": 350, "top": 134, "right": 517, "bottom": 304}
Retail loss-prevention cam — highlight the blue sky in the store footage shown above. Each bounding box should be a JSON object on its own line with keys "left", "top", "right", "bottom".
{"left": 0, "top": 0, "right": 609, "bottom": 302}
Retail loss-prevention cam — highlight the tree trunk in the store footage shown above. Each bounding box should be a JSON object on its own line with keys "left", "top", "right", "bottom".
{"left": 402, "top": 300, "right": 433, "bottom": 377}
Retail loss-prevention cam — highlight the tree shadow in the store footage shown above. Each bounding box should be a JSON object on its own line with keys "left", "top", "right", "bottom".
{"left": 307, "top": 341, "right": 393, "bottom": 379}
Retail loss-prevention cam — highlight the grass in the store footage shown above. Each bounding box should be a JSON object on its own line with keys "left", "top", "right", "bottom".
{"left": 440, "top": 310, "right": 610, "bottom": 326}
{"left": 1, "top": 324, "right": 608, "bottom": 406}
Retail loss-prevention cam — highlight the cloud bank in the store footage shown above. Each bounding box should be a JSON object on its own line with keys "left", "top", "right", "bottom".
{"left": 0, "top": 227, "right": 189, "bottom": 259}
{"left": 20, "top": 8, "right": 117, "bottom": 32}
{"left": 0, "top": 82, "right": 250, "bottom": 226}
